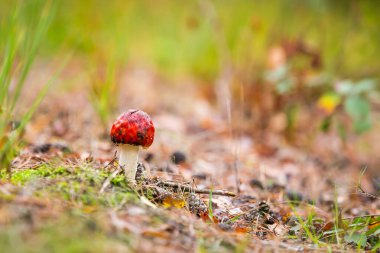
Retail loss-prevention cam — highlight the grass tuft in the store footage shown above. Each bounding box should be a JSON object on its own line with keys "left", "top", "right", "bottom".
{"left": 0, "top": 0, "right": 55, "bottom": 170}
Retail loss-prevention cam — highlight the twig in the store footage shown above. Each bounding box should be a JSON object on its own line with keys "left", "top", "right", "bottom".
{"left": 357, "top": 184, "right": 380, "bottom": 200}
{"left": 100, "top": 167, "right": 122, "bottom": 193}
{"left": 356, "top": 167, "right": 380, "bottom": 200}
{"left": 156, "top": 181, "right": 236, "bottom": 197}
{"left": 103, "top": 151, "right": 118, "bottom": 170}
{"left": 342, "top": 214, "right": 380, "bottom": 220}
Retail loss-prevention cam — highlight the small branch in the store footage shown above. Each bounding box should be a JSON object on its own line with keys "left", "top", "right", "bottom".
{"left": 342, "top": 214, "right": 380, "bottom": 220}
{"left": 357, "top": 184, "right": 380, "bottom": 200}
{"left": 100, "top": 167, "right": 122, "bottom": 193}
{"left": 157, "top": 181, "right": 236, "bottom": 197}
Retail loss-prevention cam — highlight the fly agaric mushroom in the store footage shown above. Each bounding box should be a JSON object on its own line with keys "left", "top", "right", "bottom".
{"left": 110, "top": 109, "right": 155, "bottom": 182}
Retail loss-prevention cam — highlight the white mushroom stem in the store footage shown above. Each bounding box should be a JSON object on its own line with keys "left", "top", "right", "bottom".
{"left": 118, "top": 144, "right": 140, "bottom": 182}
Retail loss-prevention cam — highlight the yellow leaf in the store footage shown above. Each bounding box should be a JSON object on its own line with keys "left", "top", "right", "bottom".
{"left": 82, "top": 206, "right": 96, "bottom": 213}
{"left": 317, "top": 93, "right": 341, "bottom": 114}
{"left": 162, "top": 195, "right": 186, "bottom": 208}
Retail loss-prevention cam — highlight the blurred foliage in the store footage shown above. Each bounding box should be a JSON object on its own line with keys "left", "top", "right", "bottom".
{"left": 1, "top": 0, "right": 379, "bottom": 79}
{"left": 0, "top": 1, "right": 54, "bottom": 170}
{"left": 291, "top": 211, "right": 380, "bottom": 250}
{"left": 317, "top": 78, "right": 377, "bottom": 135}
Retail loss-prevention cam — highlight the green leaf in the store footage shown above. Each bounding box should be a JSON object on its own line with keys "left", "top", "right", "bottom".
{"left": 320, "top": 116, "right": 332, "bottom": 132}
{"left": 276, "top": 79, "right": 294, "bottom": 94}
{"left": 344, "top": 233, "right": 367, "bottom": 247}
{"left": 353, "top": 79, "right": 377, "bottom": 95}
{"left": 353, "top": 117, "right": 372, "bottom": 134}
{"left": 344, "top": 96, "right": 370, "bottom": 120}
{"left": 336, "top": 80, "right": 355, "bottom": 96}
{"left": 344, "top": 96, "right": 372, "bottom": 133}
{"left": 264, "top": 65, "right": 288, "bottom": 82}
{"left": 336, "top": 79, "right": 377, "bottom": 97}
{"left": 372, "top": 228, "right": 380, "bottom": 235}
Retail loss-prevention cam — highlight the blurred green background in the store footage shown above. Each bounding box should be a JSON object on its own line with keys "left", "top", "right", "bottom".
{"left": 1, "top": 0, "right": 379, "bottom": 80}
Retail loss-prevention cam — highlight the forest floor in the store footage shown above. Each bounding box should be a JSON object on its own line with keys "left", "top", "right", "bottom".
{"left": 1, "top": 67, "right": 379, "bottom": 252}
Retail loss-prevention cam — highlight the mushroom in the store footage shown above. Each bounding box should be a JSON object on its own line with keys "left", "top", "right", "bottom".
{"left": 110, "top": 109, "right": 155, "bottom": 182}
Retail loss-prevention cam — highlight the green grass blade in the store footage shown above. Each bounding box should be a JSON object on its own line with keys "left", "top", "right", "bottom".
{"left": 0, "top": 54, "right": 69, "bottom": 168}
{"left": 10, "top": 1, "right": 56, "bottom": 110}
{"left": 0, "top": 8, "right": 19, "bottom": 104}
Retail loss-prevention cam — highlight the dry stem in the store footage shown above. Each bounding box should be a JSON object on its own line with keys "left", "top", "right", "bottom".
{"left": 156, "top": 181, "right": 236, "bottom": 197}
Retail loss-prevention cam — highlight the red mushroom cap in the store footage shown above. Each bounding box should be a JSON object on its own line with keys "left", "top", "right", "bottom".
{"left": 110, "top": 109, "right": 155, "bottom": 148}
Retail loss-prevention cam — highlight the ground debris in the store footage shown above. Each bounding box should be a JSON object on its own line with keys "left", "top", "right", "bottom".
{"left": 186, "top": 192, "right": 208, "bottom": 217}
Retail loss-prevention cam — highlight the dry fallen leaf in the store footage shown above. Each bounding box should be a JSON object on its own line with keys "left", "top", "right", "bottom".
{"left": 162, "top": 195, "right": 186, "bottom": 209}
{"left": 235, "top": 226, "right": 250, "bottom": 233}
{"left": 321, "top": 221, "right": 334, "bottom": 231}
